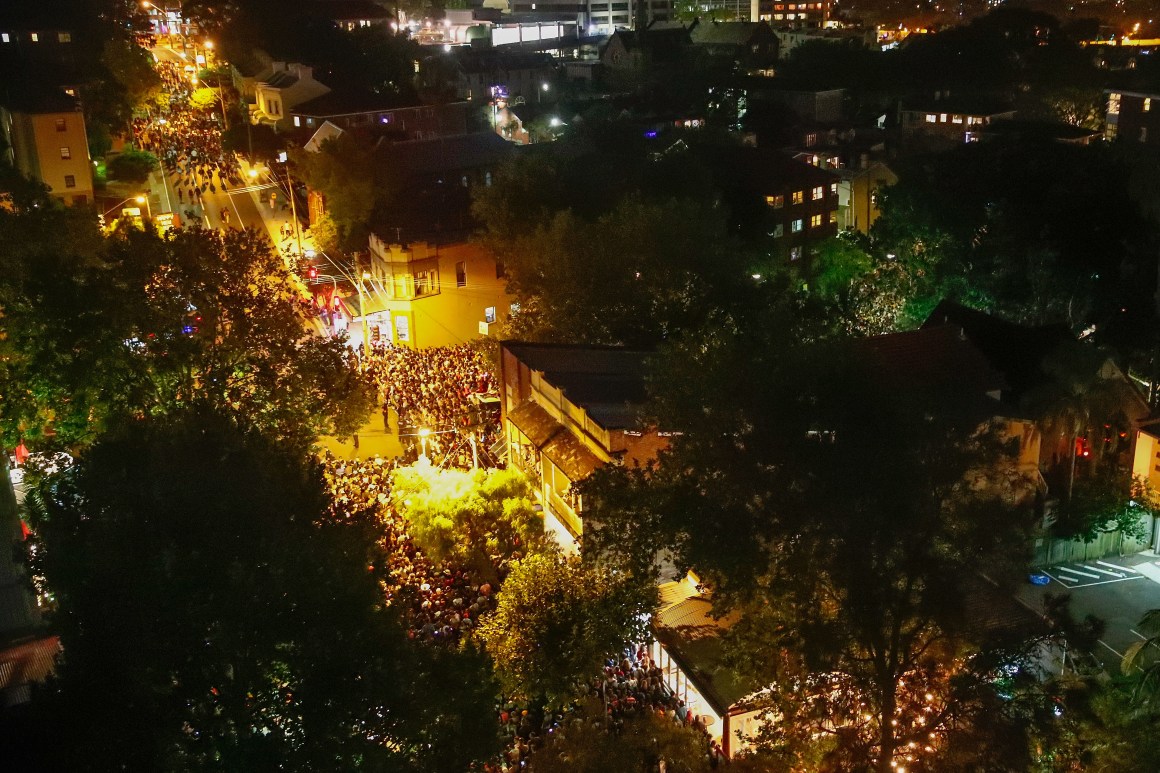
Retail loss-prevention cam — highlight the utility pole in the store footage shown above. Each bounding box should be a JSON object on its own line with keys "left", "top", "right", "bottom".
{"left": 357, "top": 253, "right": 371, "bottom": 355}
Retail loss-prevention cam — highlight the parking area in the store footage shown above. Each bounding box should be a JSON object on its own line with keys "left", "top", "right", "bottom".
{"left": 1017, "top": 553, "right": 1160, "bottom": 673}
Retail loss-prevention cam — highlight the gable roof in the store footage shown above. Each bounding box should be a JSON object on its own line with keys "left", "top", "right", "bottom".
{"left": 920, "top": 300, "right": 1073, "bottom": 405}
{"left": 860, "top": 325, "right": 1008, "bottom": 396}
{"left": 690, "top": 20, "right": 769, "bottom": 47}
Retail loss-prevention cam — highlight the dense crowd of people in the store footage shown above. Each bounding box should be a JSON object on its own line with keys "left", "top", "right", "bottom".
{"left": 322, "top": 455, "right": 500, "bottom": 647}
{"left": 131, "top": 61, "right": 242, "bottom": 222}
{"left": 357, "top": 342, "right": 498, "bottom": 465}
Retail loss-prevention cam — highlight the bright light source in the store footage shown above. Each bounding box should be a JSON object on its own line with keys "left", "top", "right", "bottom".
{"left": 549, "top": 117, "right": 561, "bottom": 127}
{"left": 443, "top": 43, "right": 451, "bottom": 52}
{"left": 204, "top": 39, "right": 214, "bottom": 48}
{"left": 751, "top": 273, "right": 762, "bottom": 280}
{"left": 361, "top": 271, "right": 371, "bottom": 280}
{"left": 277, "top": 151, "right": 288, "bottom": 163}
{"left": 248, "top": 168, "right": 258, "bottom": 178}
{"left": 418, "top": 428, "right": 432, "bottom": 438}
{"left": 541, "top": 82, "right": 550, "bottom": 91}
{"left": 135, "top": 195, "right": 146, "bottom": 204}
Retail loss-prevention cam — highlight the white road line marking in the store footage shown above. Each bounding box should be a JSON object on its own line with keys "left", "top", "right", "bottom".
{"left": 1098, "top": 560, "right": 1137, "bottom": 573}
{"left": 1060, "top": 566, "right": 1102, "bottom": 579}
{"left": 1087, "top": 566, "right": 1126, "bottom": 578}
{"left": 1043, "top": 570, "right": 1077, "bottom": 584}
{"left": 1054, "top": 568, "right": 1084, "bottom": 579}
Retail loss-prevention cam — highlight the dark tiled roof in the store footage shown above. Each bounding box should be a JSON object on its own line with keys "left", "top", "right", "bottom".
{"left": 292, "top": 90, "right": 417, "bottom": 117}
{"left": 860, "top": 325, "right": 1008, "bottom": 396}
{"left": 264, "top": 71, "right": 300, "bottom": 88}
{"left": 690, "top": 21, "right": 768, "bottom": 46}
{"left": 980, "top": 119, "right": 1100, "bottom": 142}
{"left": 379, "top": 131, "right": 513, "bottom": 176}
{"left": 920, "top": 300, "right": 1073, "bottom": 404}
{"left": 503, "top": 342, "right": 652, "bottom": 430}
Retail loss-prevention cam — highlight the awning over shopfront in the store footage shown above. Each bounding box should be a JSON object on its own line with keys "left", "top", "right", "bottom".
{"left": 541, "top": 430, "right": 602, "bottom": 483}
{"left": 507, "top": 400, "right": 562, "bottom": 448}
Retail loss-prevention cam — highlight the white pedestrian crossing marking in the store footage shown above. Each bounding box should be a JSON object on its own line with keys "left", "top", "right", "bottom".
{"left": 1097, "top": 560, "right": 1136, "bottom": 573}
{"left": 1060, "top": 566, "right": 1101, "bottom": 579}
{"left": 1087, "top": 565, "right": 1126, "bottom": 578}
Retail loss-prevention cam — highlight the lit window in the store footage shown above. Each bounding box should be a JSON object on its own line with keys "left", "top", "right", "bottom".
{"left": 810, "top": 214, "right": 822, "bottom": 227}
{"left": 790, "top": 246, "right": 802, "bottom": 260}
{"left": 58, "top": 32, "right": 70, "bottom": 43}
{"left": 939, "top": 113, "right": 947, "bottom": 122}
{"left": 1, "top": 33, "right": 9, "bottom": 43}
{"left": 1145, "top": 98, "right": 1152, "bottom": 113}
{"left": 394, "top": 315, "right": 410, "bottom": 342}
{"left": 30, "top": 32, "right": 39, "bottom": 42}
{"left": 484, "top": 306, "right": 496, "bottom": 324}
{"left": 811, "top": 186, "right": 823, "bottom": 200}
{"left": 925, "top": 114, "right": 936, "bottom": 123}
{"left": 293, "top": 116, "right": 300, "bottom": 126}
{"left": 64, "top": 174, "right": 76, "bottom": 188}
{"left": 791, "top": 190, "right": 803, "bottom": 205}
{"left": 455, "top": 261, "right": 466, "bottom": 287}
{"left": 952, "top": 115, "right": 963, "bottom": 123}
{"left": 791, "top": 219, "right": 803, "bottom": 233}
{"left": 1108, "top": 93, "right": 1121, "bottom": 115}
{"left": 60, "top": 146, "right": 70, "bottom": 159}
{"left": 55, "top": 117, "right": 66, "bottom": 132}
{"left": 830, "top": 182, "right": 837, "bottom": 194}
{"left": 765, "top": 194, "right": 784, "bottom": 208}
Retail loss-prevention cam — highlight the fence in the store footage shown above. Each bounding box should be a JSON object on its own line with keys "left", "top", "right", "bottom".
{"left": 1030, "top": 512, "right": 1155, "bottom": 566}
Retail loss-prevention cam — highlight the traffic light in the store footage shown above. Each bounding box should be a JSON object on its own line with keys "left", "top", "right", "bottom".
{"left": 307, "top": 266, "right": 318, "bottom": 280}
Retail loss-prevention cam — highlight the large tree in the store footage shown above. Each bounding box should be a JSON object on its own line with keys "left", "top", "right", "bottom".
{"left": 20, "top": 410, "right": 500, "bottom": 771}
{"left": 479, "top": 551, "right": 656, "bottom": 706}
{"left": 580, "top": 314, "right": 1041, "bottom": 771}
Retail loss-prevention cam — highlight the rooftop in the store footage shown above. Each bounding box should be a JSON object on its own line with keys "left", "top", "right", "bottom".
{"left": 690, "top": 20, "right": 771, "bottom": 47}
{"left": 292, "top": 89, "right": 418, "bottom": 117}
{"left": 310, "top": 0, "right": 393, "bottom": 20}
{"left": 920, "top": 300, "right": 1074, "bottom": 406}
{"left": 502, "top": 342, "right": 653, "bottom": 430}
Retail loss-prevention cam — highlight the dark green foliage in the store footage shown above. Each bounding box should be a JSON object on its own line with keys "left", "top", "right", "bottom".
{"left": 107, "top": 147, "right": 160, "bottom": 183}
{"left": 22, "top": 411, "right": 500, "bottom": 771}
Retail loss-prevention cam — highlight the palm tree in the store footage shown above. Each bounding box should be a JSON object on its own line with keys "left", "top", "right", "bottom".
{"left": 1023, "top": 341, "right": 1142, "bottom": 502}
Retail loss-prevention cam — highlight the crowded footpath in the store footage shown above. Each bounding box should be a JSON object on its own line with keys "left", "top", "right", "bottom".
{"left": 329, "top": 343, "right": 728, "bottom": 770}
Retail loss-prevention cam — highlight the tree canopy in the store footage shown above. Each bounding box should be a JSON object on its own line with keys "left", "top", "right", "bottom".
{"left": 21, "top": 410, "right": 500, "bottom": 771}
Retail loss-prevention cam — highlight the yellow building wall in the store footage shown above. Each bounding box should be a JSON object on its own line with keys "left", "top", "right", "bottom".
{"left": 19, "top": 111, "right": 93, "bottom": 205}
{"left": 388, "top": 242, "right": 513, "bottom": 349}
{"left": 1132, "top": 429, "right": 1160, "bottom": 495}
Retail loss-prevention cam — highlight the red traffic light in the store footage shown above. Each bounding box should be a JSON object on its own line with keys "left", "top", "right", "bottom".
{"left": 307, "top": 266, "right": 318, "bottom": 280}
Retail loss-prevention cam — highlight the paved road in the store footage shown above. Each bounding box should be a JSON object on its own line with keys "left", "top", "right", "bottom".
{"left": 1017, "top": 553, "right": 1160, "bottom": 673}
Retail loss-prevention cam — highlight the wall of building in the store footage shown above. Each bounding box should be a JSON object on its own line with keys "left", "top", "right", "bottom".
{"left": 6, "top": 109, "right": 93, "bottom": 205}
{"left": 1106, "top": 91, "right": 1160, "bottom": 146}
{"left": 360, "top": 241, "right": 512, "bottom": 349}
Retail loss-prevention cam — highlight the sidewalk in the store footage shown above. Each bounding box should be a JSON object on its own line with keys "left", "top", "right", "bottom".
{"left": 235, "top": 157, "right": 314, "bottom": 260}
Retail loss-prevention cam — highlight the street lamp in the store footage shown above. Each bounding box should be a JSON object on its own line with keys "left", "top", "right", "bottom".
{"left": 418, "top": 428, "right": 431, "bottom": 459}
{"left": 135, "top": 194, "right": 153, "bottom": 221}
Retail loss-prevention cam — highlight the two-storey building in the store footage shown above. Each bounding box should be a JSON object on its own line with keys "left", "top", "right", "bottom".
{"left": 345, "top": 236, "right": 513, "bottom": 350}
{"left": 1104, "top": 89, "right": 1160, "bottom": 146}
{"left": 499, "top": 342, "right": 668, "bottom": 545}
